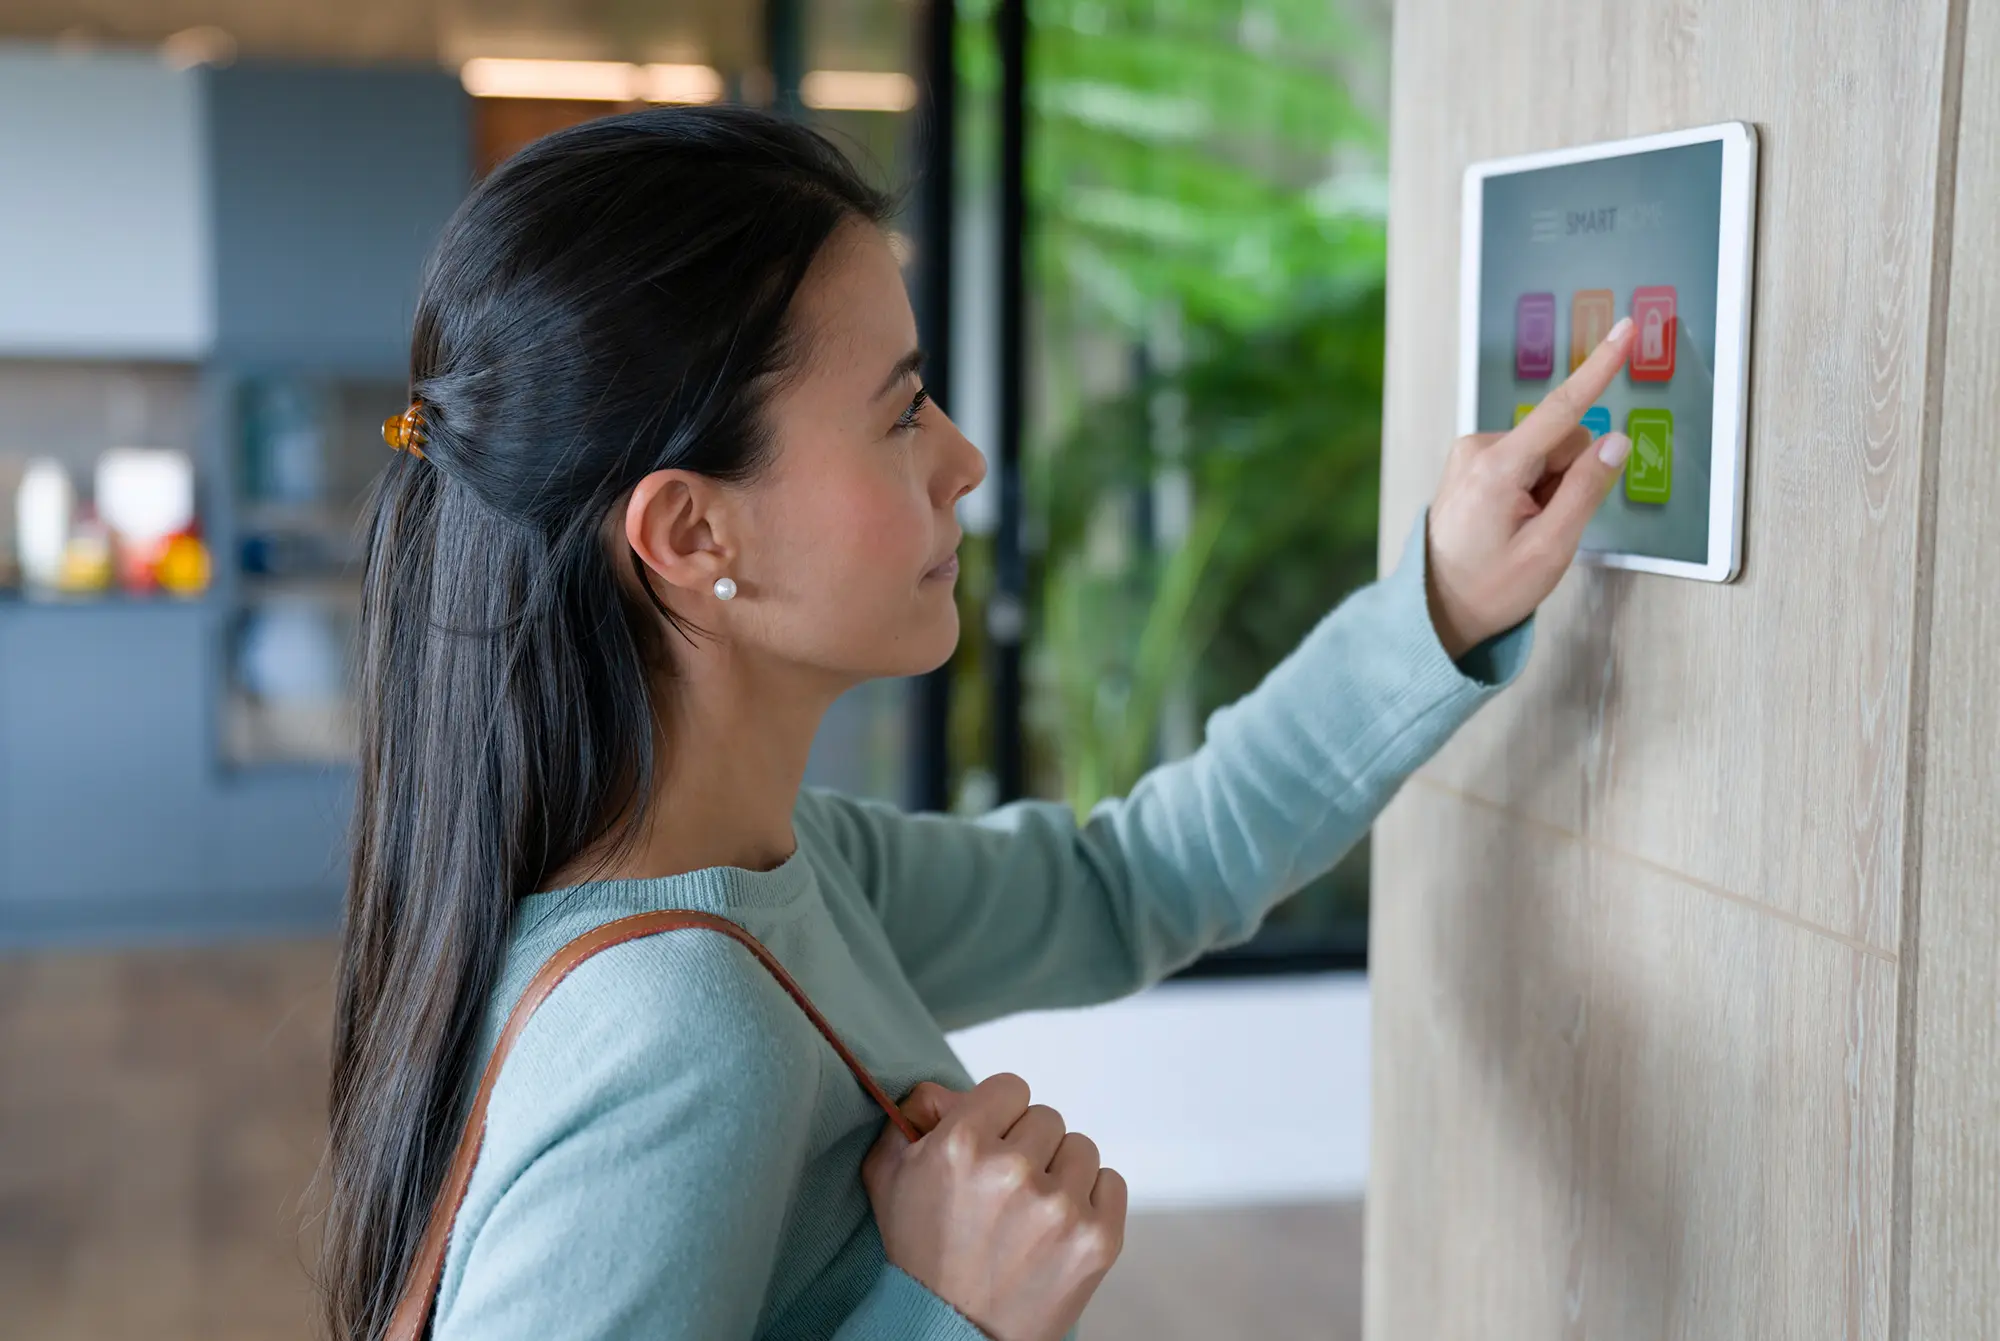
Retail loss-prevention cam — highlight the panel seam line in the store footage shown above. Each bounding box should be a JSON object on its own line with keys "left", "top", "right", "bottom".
{"left": 1409, "top": 774, "right": 1898, "bottom": 963}
{"left": 1889, "top": 0, "right": 1971, "bottom": 1334}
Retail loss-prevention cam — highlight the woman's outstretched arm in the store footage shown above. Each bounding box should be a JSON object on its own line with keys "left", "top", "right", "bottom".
{"left": 807, "top": 318, "right": 1641, "bottom": 1030}
{"left": 802, "top": 509, "right": 1528, "bottom": 1031}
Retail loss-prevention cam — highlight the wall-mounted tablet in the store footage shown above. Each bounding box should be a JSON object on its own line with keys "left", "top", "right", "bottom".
{"left": 1458, "top": 122, "right": 1758, "bottom": 582}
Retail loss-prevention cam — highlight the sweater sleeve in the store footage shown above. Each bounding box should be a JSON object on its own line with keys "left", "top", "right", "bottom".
{"left": 431, "top": 932, "right": 986, "bottom": 1341}
{"left": 802, "top": 509, "right": 1533, "bottom": 1032}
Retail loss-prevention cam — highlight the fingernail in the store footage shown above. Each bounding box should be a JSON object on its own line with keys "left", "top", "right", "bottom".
{"left": 1605, "top": 316, "right": 1633, "bottom": 344}
{"left": 1598, "top": 431, "right": 1633, "bottom": 466}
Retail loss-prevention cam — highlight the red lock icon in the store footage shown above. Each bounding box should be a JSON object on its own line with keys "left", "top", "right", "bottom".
{"left": 1630, "top": 286, "right": 1677, "bottom": 382}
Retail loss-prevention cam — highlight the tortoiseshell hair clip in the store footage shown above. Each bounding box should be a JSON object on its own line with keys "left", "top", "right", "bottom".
{"left": 382, "top": 403, "right": 427, "bottom": 459}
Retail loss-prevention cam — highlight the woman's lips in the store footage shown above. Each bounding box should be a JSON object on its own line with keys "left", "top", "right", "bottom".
{"left": 924, "top": 553, "right": 960, "bottom": 581}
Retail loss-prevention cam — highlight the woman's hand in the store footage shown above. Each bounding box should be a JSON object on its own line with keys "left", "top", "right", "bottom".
{"left": 862, "top": 1074, "right": 1126, "bottom": 1341}
{"left": 1424, "top": 315, "right": 1639, "bottom": 660}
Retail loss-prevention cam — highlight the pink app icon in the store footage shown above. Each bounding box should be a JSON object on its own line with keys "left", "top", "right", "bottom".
{"left": 1630, "top": 286, "right": 1677, "bottom": 381}
{"left": 1516, "top": 293, "right": 1556, "bottom": 379}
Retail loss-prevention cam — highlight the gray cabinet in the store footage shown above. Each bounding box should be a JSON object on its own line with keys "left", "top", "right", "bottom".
{"left": 0, "top": 48, "right": 211, "bottom": 358}
{"left": 0, "top": 605, "right": 212, "bottom": 909}
{"left": 206, "top": 61, "right": 471, "bottom": 371}
{"left": 0, "top": 603, "right": 354, "bottom": 942}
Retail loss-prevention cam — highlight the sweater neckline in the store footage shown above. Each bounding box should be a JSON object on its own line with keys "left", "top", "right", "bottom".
{"left": 513, "top": 840, "right": 817, "bottom": 932}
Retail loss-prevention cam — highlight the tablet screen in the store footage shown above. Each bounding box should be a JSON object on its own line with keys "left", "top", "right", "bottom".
{"left": 1473, "top": 141, "right": 1724, "bottom": 564}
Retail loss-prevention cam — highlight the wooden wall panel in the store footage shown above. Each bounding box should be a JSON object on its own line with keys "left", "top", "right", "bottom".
{"left": 1368, "top": 0, "right": 1986, "bottom": 1335}
{"left": 1906, "top": 0, "right": 2000, "bottom": 1331}
{"left": 1376, "top": 0, "right": 1954, "bottom": 953}
{"left": 1369, "top": 784, "right": 1896, "bottom": 1340}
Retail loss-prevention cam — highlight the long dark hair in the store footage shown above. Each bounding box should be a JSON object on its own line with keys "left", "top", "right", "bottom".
{"left": 320, "top": 106, "right": 892, "bottom": 1341}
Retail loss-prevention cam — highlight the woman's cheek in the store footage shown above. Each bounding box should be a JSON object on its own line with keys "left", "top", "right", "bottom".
{"left": 828, "top": 477, "right": 931, "bottom": 576}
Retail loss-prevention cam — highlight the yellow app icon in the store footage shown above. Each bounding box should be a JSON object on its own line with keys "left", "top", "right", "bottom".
{"left": 1625, "top": 408, "right": 1673, "bottom": 503}
{"left": 1514, "top": 403, "right": 1535, "bottom": 426}
{"left": 1570, "top": 289, "right": 1615, "bottom": 371}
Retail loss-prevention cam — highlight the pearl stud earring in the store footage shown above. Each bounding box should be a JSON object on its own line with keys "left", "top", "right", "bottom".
{"left": 713, "top": 577, "right": 737, "bottom": 601}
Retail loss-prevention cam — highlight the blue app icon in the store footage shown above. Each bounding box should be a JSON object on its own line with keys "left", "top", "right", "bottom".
{"left": 1581, "top": 406, "right": 1612, "bottom": 439}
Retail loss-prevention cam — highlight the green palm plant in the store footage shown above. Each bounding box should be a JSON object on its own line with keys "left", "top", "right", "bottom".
{"left": 950, "top": 0, "right": 1389, "bottom": 838}
{"left": 1034, "top": 284, "right": 1386, "bottom": 813}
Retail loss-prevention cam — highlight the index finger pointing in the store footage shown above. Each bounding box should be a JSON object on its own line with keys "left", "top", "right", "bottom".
{"left": 1500, "top": 315, "right": 1635, "bottom": 473}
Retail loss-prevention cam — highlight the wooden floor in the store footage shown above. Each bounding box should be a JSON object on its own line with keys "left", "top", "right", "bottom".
{"left": 1085, "top": 1201, "right": 1362, "bottom": 1341}
{"left": 0, "top": 939, "right": 1359, "bottom": 1339}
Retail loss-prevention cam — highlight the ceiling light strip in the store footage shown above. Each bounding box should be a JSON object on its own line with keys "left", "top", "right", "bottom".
{"left": 461, "top": 59, "right": 913, "bottom": 112}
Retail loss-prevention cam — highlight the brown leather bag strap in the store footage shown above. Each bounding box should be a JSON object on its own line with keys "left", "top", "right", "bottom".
{"left": 384, "top": 908, "right": 920, "bottom": 1341}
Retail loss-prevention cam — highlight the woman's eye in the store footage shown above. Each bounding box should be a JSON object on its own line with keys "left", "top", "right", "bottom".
{"left": 895, "top": 385, "right": 930, "bottom": 431}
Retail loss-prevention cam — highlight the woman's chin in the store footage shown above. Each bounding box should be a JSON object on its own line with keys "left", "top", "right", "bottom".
{"left": 927, "top": 611, "right": 965, "bottom": 671}
{"left": 896, "top": 605, "right": 962, "bottom": 678}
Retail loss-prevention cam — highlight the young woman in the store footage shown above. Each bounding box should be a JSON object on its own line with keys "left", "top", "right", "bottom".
{"left": 320, "top": 106, "right": 1636, "bottom": 1341}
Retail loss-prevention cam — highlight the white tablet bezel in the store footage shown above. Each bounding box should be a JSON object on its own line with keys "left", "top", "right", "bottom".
{"left": 1456, "top": 121, "right": 1758, "bottom": 583}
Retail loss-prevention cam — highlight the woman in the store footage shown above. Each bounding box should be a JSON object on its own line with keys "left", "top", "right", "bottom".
{"left": 320, "top": 106, "right": 1635, "bottom": 1341}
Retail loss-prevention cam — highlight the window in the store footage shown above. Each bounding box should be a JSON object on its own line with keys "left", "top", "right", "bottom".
{"left": 949, "top": 0, "right": 1392, "bottom": 971}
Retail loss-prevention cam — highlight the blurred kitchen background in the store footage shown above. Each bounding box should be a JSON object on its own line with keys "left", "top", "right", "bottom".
{"left": 0, "top": 0, "right": 1389, "bottom": 1336}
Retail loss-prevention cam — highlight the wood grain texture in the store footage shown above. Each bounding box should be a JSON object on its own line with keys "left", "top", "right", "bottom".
{"left": 1904, "top": 0, "right": 2000, "bottom": 1331}
{"left": 1378, "top": 0, "right": 1954, "bottom": 952}
{"left": 1368, "top": 783, "right": 1896, "bottom": 1340}
{"left": 1369, "top": 2, "right": 1980, "bottom": 1334}
{"left": 1084, "top": 1201, "right": 1363, "bottom": 1341}
{"left": 0, "top": 942, "right": 336, "bottom": 1341}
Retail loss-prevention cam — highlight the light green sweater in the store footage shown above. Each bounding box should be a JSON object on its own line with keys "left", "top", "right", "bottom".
{"left": 433, "top": 513, "right": 1530, "bottom": 1339}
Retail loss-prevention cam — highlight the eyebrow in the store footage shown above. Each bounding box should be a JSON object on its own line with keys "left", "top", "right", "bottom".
{"left": 872, "top": 348, "right": 927, "bottom": 402}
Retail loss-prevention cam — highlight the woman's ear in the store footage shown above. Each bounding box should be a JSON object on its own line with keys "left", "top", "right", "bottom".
{"left": 624, "top": 470, "right": 736, "bottom": 594}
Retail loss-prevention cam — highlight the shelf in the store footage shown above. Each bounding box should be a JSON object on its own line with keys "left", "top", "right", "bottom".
{"left": 239, "top": 574, "right": 362, "bottom": 601}
{"left": 0, "top": 591, "right": 219, "bottom": 613}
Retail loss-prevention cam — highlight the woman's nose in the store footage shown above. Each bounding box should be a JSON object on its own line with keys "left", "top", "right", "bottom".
{"left": 935, "top": 409, "right": 988, "bottom": 507}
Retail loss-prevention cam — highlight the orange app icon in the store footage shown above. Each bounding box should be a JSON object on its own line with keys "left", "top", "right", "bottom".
{"left": 1570, "top": 289, "right": 1615, "bottom": 370}
{"left": 1629, "top": 285, "right": 1677, "bottom": 381}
